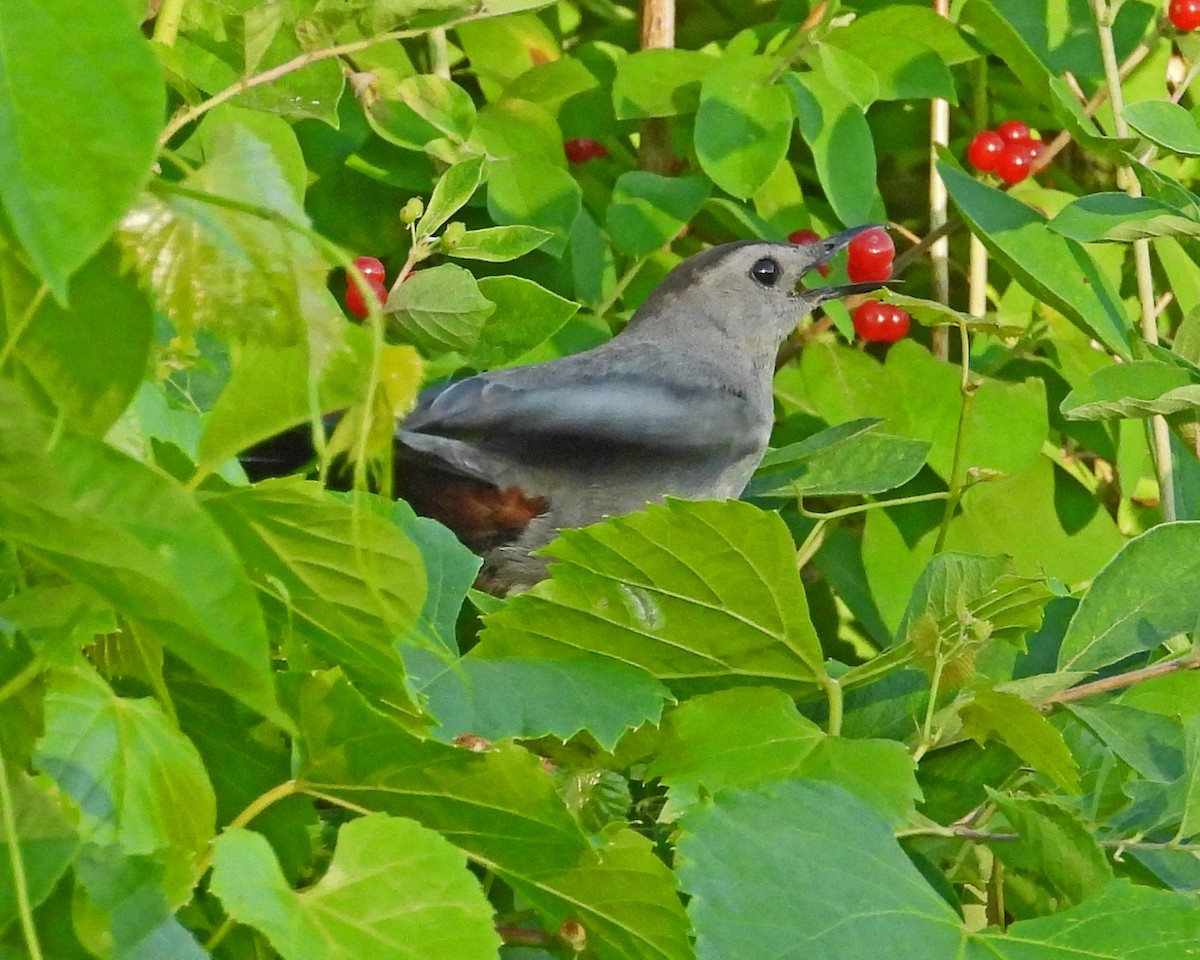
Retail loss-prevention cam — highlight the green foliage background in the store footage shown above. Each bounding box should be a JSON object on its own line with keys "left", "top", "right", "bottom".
{"left": 2, "top": 0, "right": 1200, "bottom": 957}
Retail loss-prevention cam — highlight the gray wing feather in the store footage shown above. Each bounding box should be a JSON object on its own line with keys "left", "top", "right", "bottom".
{"left": 403, "top": 374, "right": 755, "bottom": 454}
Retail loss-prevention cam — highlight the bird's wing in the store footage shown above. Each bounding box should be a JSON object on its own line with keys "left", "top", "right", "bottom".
{"left": 402, "top": 365, "right": 758, "bottom": 455}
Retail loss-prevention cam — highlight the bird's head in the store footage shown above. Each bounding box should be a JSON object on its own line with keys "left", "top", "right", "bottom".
{"left": 626, "top": 225, "right": 889, "bottom": 349}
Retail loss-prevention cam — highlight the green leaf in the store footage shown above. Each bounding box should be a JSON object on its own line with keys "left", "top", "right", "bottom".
{"left": 1125, "top": 100, "right": 1200, "bottom": 156}
{"left": 386, "top": 263, "right": 495, "bottom": 354}
{"left": 416, "top": 155, "right": 485, "bottom": 240}
{"left": 1065, "top": 702, "right": 1184, "bottom": 783}
{"left": 1061, "top": 360, "right": 1200, "bottom": 420}
{"left": 958, "top": 0, "right": 1054, "bottom": 104}
{"left": 1058, "top": 522, "right": 1200, "bottom": 673}
{"left": 448, "top": 225, "right": 554, "bottom": 262}
{"left": 195, "top": 324, "right": 380, "bottom": 481}
{"left": 486, "top": 158, "right": 581, "bottom": 258}
{"left": 0, "top": 383, "right": 284, "bottom": 727}
{"left": 938, "top": 160, "right": 1131, "bottom": 356}
{"left": 364, "top": 74, "right": 476, "bottom": 150}
{"left": 677, "top": 782, "right": 965, "bottom": 960}
{"left": 0, "top": 0, "right": 164, "bottom": 299}
{"left": 748, "top": 418, "right": 930, "bottom": 498}
{"left": 987, "top": 792, "right": 1113, "bottom": 916}
{"left": 203, "top": 482, "right": 427, "bottom": 714}
{"left": 1048, "top": 77, "right": 1139, "bottom": 162}
{"left": 472, "top": 97, "right": 566, "bottom": 166}
{"left": 695, "top": 58, "right": 794, "bottom": 200}
{"left": 970, "top": 881, "right": 1200, "bottom": 958}
{"left": 420, "top": 654, "right": 672, "bottom": 750}
{"left": 611, "top": 49, "right": 717, "bottom": 119}
{"left": 34, "top": 665, "right": 216, "bottom": 898}
{"left": 0, "top": 776, "right": 79, "bottom": 931}
{"left": 2, "top": 245, "right": 153, "bottom": 436}
{"left": 508, "top": 827, "right": 694, "bottom": 960}
{"left": 823, "top": 14, "right": 961, "bottom": 102}
{"left": 961, "top": 688, "right": 1081, "bottom": 794}
{"left": 787, "top": 72, "right": 882, "bottom": 226}
{"left": 647, "top": 688, "right": 825, "bottom": 818}
{"left": 797, "top": 736, "right": 922, "bottom": 826}
{"left": 605, "top": 173, "right": 711, "bottom": 258}
{"left": 1050, "top": 193, "right": 1200, "bottom": 243}
{"left": 211, "top": 814, "right": 501, "bottom": 960}
{"left": 74, "top": 844, "right": 208, "bottom": 960}
{"left": 468, "top": 275, "right": 579, "bottom": 369}
{"left": 477, "top": 500, "right": 829, "bottom": 697}
{"left": 117, "top": 122, "right": 339, "bottom": 348}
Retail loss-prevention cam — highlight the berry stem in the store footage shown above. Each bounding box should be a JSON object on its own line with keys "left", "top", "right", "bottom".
{"left": 932, "top": 322, "right": 975, "bottom": 554}
{"left": 1091, "top": 0, "right": 1177, "bottom": 522}
{"left": 151, "top": 0, "right": 187, "bottom": 47}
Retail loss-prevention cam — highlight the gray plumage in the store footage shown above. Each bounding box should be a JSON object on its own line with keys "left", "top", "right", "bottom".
{"left": 393, "top": 228, "right": 883, "bottom": 592}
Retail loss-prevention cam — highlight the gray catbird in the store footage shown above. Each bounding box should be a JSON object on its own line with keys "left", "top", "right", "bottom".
{"left": 243, "top": 227, "right": 883, "bottom": 592}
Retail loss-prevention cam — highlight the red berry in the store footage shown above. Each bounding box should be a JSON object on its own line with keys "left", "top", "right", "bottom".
{"left": 846, "top": 227, "right": 895, "bottom": 283}
{"left": 1170, "top": 0, "right": 1200, "bottom": 30}
{"left": 564, "top": 138, "right": 608, "bottom": 164}
{"left": 345, "top": 278, "right": 387, "bottom": 318}
{"left": 966, "top": 130, "right": 1005, "bottom": 172}
{"left": 995, "top": 139, "right": 1040, "bottom": 185}
{"left": 852, "top": 300, "right": 910, "bottom": 343}
{"left": 788, "top": 228, "right": 830, "bottom": 277}
{"left": 352, "top": 256, "right": 386, "bottom": 282}
{"left": 996, "top": 119, "right": 1031, "bottom": 142}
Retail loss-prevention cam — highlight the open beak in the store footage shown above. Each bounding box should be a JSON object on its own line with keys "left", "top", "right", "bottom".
{"left": 797, "top": 224, "right": 892, "bottom": 303}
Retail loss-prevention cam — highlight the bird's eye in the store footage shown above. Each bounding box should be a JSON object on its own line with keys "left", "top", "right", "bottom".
{"left": 750, "top": 257, "right": 781, "bottom": 287}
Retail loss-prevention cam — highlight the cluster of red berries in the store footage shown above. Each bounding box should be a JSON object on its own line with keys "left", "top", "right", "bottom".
{"left": 345, "top": 256, "right": 388, "bottom": 318}
{"left": 1170, "top": 0, "right": 1200, "bottom": 31}
{"left": 789, "top": 226, "right": 910, "bottom": 343}
{"left": 967, "top": 121, "right": 1045, "bottom": 186}
{"left": 564, "top": 138, "right": 608, "bottom": 164}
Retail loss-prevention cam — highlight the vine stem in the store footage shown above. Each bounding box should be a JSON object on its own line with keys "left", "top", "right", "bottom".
{"left": 1092, "top": 0, "right": 1177, "bottom": 521}
{"left": 1040, "top": 653, "right": 1200, "bottom": 707}
{"left": 152, "top": 0, "right": 187, "bottom": 47}
{"left": 795, "top": 491, "right": 951, "bottom": 570}
{"left": 158, "top": 29, "right": 421, "bottom": 146}
{"left": 0, "top": 741, "right": 44, "bottom": 960}
{"left": 0, "top": 281, "right": 49, "bottom": 373}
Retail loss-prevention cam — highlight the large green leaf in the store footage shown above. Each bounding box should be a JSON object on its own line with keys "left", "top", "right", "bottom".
{"left": 385, "top": 263, "right": 495, "bottom": 355}
{"left": 678, "top": 781, "right": 965, "bottom": 960}
{"left": 1124, "top": 100, "right": 1200, "bottom": 156}
{"left": 118, "top": 121, "right": 340, "bottom": 349}
{"left": 211, "top": 815, "right": 501, "bottom": 960}
{"left": 961, "top": 688, "right": 1081, "bottom": 794}
{"left": 0, "top": 383, "right": 284, "bottom": 726}
{"left": 420, "top": 654, "right": 672, "bottom": 750}
{"left": 0, "top": 776, "right": 79, "bottom": 932}
{"left": 748, "top": 418, "right": 930, "bottom": 498}
{"left": 2, "top": 245, "right": 153, "bottom": 437}
{"left": 611, "top": 49, "right": 717, "bottom": 119}
{"left": 694, "top": 58, "right": 794, "bottom": 200}
{"left": 1058, "top": 522, "right": 1200, "bottom": 674}
{"left": 1061, "top": 360, "right": 1200, "bottom": 420}
{"left": 486, "top": 158, "right": 581, "bottom": 257}
{"left": 364, "top": 74, "right": 475, "bottom": 150}
{"left": 605, "top": 173, "right": 711, "bottom": 258}
{"left": 203, "top": 482, "right": 427, "bottom": 714}
{"left": 823, "top": 9, "right": 965, "bottom": 101}
{"left": 295, "top": 673, "right": 691, "bottom": 960}
{"left": 0, "top": 0, "right": 164, "bottom": 299}
{"left": 647, "top": 688, "right": 825, "bottom": 818}
{"left": 1050, "top": 193, "right": 1200, "bottom": 243}
{"left": 34, "top": 665, "right": 216, "bottom": 901}
{"left": 787, "top": 72, "right": 882, "bottom": 227}
{"left": 477, "top": 500, "right": 829, "bottom": 696}
{"left": 468, "top": 275, "right": 578, "bottom": 369}
{"left": 939, "top": 160, "right": 1131, "bottom": 356}
{"left": 73, "top": 844, "right": 208, "bottom": 960}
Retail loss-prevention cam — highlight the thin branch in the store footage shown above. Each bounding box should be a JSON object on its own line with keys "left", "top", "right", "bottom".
{"left": 929, "top": 0, "right": 952, "bottom": 359}
{"left": 0, "top": 743, "right": 44, "bottom": 960}
{"left": 1041, "top": 654, "right": 1200, "bottom": 708}
{"left": 158, "top": 29, "right": 422, "bottom": 146}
